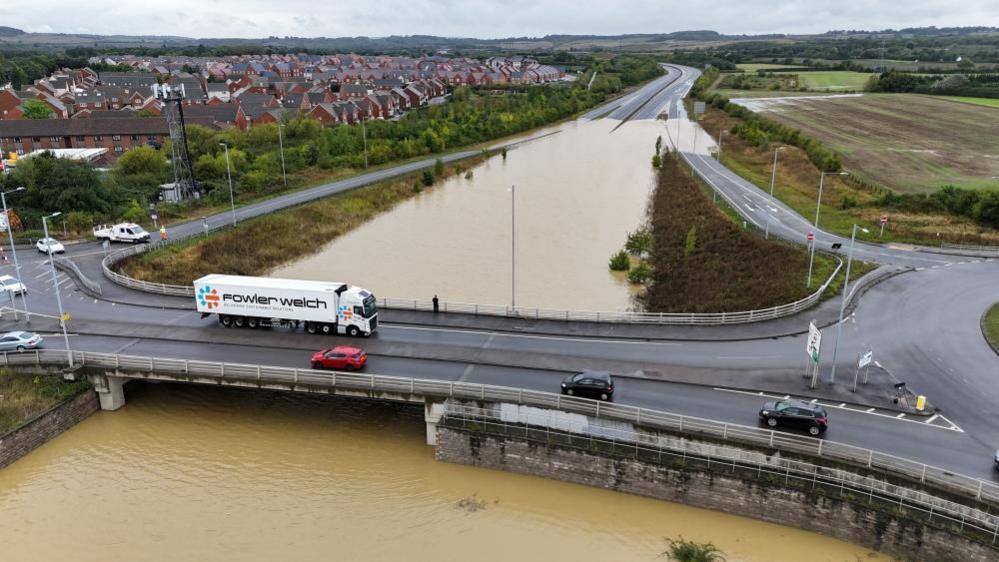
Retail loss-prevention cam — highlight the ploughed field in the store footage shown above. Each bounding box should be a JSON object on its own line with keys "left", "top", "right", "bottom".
{"left": 748, "top": 93, "right": 999, "bottom": 193}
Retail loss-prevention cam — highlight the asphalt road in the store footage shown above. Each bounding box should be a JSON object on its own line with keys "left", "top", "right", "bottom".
{"left": 2, "top": 64, "right": 997, "bottom": 482}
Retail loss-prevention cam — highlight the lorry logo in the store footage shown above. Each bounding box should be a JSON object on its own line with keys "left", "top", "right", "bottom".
{"left": 221, "top": 292, "right": 328, "bottom": 309}
{"left": 198, "top": 286, "right": 220, "bottom": 309}
{"left": 338, "top": 304, "right": 353, "bottom": 321}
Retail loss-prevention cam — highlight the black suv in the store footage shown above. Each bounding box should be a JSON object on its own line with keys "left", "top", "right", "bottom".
{"left": 759, "top": 400, "right": 828, "bottom": 435}
{"left": 561, "top": 371, "right": 614, "bottom": 401}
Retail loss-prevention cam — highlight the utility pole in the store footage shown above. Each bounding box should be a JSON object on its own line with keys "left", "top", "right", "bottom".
{"left": 43, "top": 212, "right": 71, "bottom": 367}
{"left": 1, "top": 187, "right": 28, "bottom": 322}
{"left": 769, "top": 146, "right": 785, "bottom": 198}
{"left": 808, "top": 171, "right": 848, "bottom": 287}
{"left": 830, "top": 224, "right": 869, "bottom": 384}
{"left": 510, "top": 185, "right": 516, "bottom": 309}
{"left": 362, "top": 118, "right": 368, "bottom": 169}
{"left": 220, "top": 143, "right": 236, "bottom": 227}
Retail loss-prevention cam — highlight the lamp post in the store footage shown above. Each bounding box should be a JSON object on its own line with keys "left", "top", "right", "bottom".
{"left": 769, "top": 146, "right": 786, "bottom": 198}
{"left": 42, "top": 212, "right": 72, "bottom": 367}
{"left": 277, "top": 123, "right": 288, "bottom": 187}
{"left": 829, "top": 223, "right": 869, "bottom": 384}
{"left": 361, "top": 118, "right": 368, "bottom": 169}
{"left": 807, "top": 171, "right": 849, "bottom": 287}
{"left": 716, "top": 130, "right": 725, "bottom": 160}
{"left": 1, "top": 186, "right": 28, "bottom": 321}
{"left": 219, "top": 142, "right": 236, "bottom": 227}
{"left": 510, "top": 185, "right": 516, "bottom": 309}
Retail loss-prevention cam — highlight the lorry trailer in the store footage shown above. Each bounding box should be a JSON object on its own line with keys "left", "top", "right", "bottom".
{"left": 193, "top": 274, "right": 378, "bottom": 336}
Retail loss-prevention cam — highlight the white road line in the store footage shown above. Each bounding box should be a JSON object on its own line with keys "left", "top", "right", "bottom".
{"left": 925, "top": 414, "right": 939, "bottom": 424}
{"left": 866, "top": 408, "right": 875, "bottom": 412}
{"left": 896, "top": 413, "right": 906, "bottom": 419}
{"left": 838, "top": 403, "right": 847, "bottom": 408}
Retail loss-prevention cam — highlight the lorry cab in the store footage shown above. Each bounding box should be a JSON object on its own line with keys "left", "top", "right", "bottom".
{"left": 337, "top": 286, "right": 378, "bottom": 336}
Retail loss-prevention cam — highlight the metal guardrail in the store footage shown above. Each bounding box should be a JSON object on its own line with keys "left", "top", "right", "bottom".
{"left": 7, "top": 348, "right": 999, "bottom": 509}
{"left": 444, "top": 403, "right": 999, "bottom": 545}
{"left": 99, "top": 229, "right": 845, "bottom": 325}
{"left": 941, "top": 242, "right": 999, "bottom": 253}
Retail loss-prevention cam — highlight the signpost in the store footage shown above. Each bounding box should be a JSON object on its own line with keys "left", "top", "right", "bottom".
{"left": 806, "top": 321, "right": 822, "bottom": 388}
{"left": 880, "top": 214, "right": 888, "bottom": 237}
{"left": 854, "top": 349, "right": 873, "bottom": 392}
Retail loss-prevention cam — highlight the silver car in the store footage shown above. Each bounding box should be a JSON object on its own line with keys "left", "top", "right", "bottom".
{"left": 0, "top": 331, "right": 43, "bottom": 351}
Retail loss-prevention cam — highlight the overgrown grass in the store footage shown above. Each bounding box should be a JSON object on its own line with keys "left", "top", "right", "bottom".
{"left": 700, "top": 106, "right": 999, "bottom": 246}
{"left": 796, "top": 71, "right": 871, "bottom": 91}
{"left": 641, "top": 152, "right": 848, "bottom": 313}
{"left": 0, "top": 371, "right": 90, "bottom": 434}
{"left": 120, "top": 158, "right": 484, "bottom": 285}
{"left": 940, "top": 96, "right": 999, "bottom": 109}
{"left": 985, "top": 303, "right": 999, "bottom": 353}
{"left": 660, "top": 537, "right": 726, "bottom": 562}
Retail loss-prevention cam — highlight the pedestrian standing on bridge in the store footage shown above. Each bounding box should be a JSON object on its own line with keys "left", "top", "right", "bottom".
{"left": 432, "top": 294, "right": 439, "bottom": 313}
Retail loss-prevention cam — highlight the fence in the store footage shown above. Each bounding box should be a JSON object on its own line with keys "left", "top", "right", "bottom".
{"left": 6, "top": 348, "right": 999, "bottom": 509}
{"left": 941, "top": 242, "right": 999, "bottom": 253}
{"left": 443, "top": 403, "right": 999, "bottom": 546}
{"left": 53, "top": 257, "right": 102, "bottom": 296}
{"left": 99, "top": 233, "right": 844, "bottom": 325}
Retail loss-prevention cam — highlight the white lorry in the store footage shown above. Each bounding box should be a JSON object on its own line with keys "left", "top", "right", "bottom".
{"left": 93, "top": 222, "right": 151, "bottom": 243}
{"left": 193, "top": 274, "right": 378, "bottom": 336}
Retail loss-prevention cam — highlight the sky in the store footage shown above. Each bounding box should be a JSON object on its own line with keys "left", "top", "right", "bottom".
{"left": 11, "top": 0, "right": 999, "bottom": 39}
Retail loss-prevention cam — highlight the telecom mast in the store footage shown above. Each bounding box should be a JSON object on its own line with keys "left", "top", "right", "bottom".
{"left": 152, "top": 83, "right": 199, "bottom": 201}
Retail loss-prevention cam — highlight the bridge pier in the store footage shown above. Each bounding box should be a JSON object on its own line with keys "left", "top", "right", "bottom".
{"left": 424, "top": 401, "right": 446, "bottom": 446}
{"left": 88, "top": 373, "right": 129, "bottom": 411}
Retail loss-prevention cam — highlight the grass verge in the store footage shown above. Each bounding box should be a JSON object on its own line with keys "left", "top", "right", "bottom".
{"left": 984, "top": 303, "right": 999, "bottom": 355}
{"left": 640, "top": 151, "right": 859, "bottom": 313}
{"left": 0, "top": 371, "right": 91, "bottom": 435}
{"left": 119, "top": 157, "right": 484, "bottom": 285}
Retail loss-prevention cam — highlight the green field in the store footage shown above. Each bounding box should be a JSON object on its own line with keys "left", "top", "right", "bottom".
{"left": 940, "top": 96, "right": 999, "bottom": 109}
{"left": 750, "top": 93, "right": 999, "bottom": 192}
{"left": 796, "top": 71, "right": 871, "bottom": 91}
{"left": 736, "top": 63, "right": 800, "bottom": 72}
{"left": 986, "top": 304, "right": 999, "bottom": 353}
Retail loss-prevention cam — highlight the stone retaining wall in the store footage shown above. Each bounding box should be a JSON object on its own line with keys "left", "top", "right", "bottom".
{"left": 436, "top": 426, "right": 996, "bottom": 561}
{"left": 0, "top": 390, "right": 100, "bottom": 469}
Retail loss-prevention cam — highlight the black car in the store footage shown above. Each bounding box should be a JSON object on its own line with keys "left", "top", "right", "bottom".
{"left": 561, "top": 370, "right": 614, "bottom": 401}
{"left": 759, "top": 399, "right": 828, "bottom": 436}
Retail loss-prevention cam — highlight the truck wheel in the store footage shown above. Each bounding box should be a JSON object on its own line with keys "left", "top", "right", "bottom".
{"left": 220, "top": 315, "right": 233, "bottom": 327}
{"left": 247, "top": 318, "right": 259, "bottom": 329}
{"left": 234, "top": 316, "right": 246, "bottom": 328}
{"left": 347, "top": 326, "right": 360, "bottom": 337}
{"left": 320, "top": 323, "right": 334, "bottom": 335}
{"left": 305, "top": 323, "right": 318, "bottom": 335}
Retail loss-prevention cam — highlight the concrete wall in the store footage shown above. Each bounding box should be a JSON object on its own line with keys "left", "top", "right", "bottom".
{"left": 0, "top": 390, "right": 100, "bottom": 469}
{"left": 436, "top": 426, "right": 996, "bottom": 562}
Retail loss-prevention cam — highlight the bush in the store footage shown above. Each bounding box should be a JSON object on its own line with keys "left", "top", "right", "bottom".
{"left": 421, "top": 169, "right": 435, "bottom": 187}
{"left": 652, "top": 153, "right": 662, "bottom": 168}
{"left": 609, "top": 249, "right": 630, "bottom": 271}
{"left": 627, "top": 261, "right": 652, "bottom": 284}
{"left": 661, "top": 537, "right": 726, "bottom": 562}
{"left": 434, "top": 158, "right": 444, "bottom": 177}
{"left": 625, "top": 228, "right": 653, "bottom": 256}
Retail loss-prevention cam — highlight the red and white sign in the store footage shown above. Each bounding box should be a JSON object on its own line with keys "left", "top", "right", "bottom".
{"left": 880, "top": 214, "right": 888, "bottom": 225}
{"left": 807, "top": 231, "right": 814, "bottom": 242}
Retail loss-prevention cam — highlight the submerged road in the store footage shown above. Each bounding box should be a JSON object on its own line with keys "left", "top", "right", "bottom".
{"left": 1, "top": 64, "right": 997, "bottom": 482}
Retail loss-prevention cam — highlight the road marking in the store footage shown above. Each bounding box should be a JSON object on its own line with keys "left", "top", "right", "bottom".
{"left": 926, "top": 414, "right": 939, "bottom": 424}
{"left": 895, "top": 413, "right": 906, "bottom": 419}
{"left": 384, "top": 323, "right": 684, "bottom": 347}
{"left": 866, "top": 408, "right": 875, "bottom": 412}
{"left": 458, "top": 364, "right": 475, "bottom": 382}
{"left": 838, "top": 403, "right": 847, "bottom": 407}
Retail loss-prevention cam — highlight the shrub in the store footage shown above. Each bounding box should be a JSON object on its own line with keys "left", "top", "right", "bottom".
{"left": 434, "top": 158, "right": 444, "bottom": 177}
{"left": 684, "top": 225, "right": 697, "bottom": 256}
{"left": 625, "top": 228, "right": 653, "bottom": 256}
{"left": 609, "top": 249, "right": 630, "bottom": 271}
{"left": 627, "top": 261, "right": 652, "bottom": 284}
{"left": 421, "top": 169, "right": 435, "bottom": 187}
{"left": 661, "top": 537, "right": 726, "bottom": 562}
{"left": 652, "top": 153, "right": 662, "bottom": 168}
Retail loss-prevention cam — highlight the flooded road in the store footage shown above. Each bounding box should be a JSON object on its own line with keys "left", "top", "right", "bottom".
{"left": 272, "top": 119, "right": 665, "bottom": 311}
{"left": 0, "top": 384, "right": 889, "bottom": 562}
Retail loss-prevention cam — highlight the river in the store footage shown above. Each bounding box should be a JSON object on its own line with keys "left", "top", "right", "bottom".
{"left": 0, "top": 384, "right": 889, "bottom": 561}
{"left": 271, "top": 118, "right": 665, "bottom": 312}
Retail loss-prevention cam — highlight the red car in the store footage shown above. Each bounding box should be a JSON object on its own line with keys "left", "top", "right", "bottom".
{"left": 311, "top": 346, "right": 368, "bottom": 371}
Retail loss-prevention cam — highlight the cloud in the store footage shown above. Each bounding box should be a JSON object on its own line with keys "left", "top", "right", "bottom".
{"left": 15, "top": 0, "right": 999, "bottom": 39}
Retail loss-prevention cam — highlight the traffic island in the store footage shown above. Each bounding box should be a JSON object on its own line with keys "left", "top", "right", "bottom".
{"left": 983, "top": 303, "right": 999, "bottom": 357}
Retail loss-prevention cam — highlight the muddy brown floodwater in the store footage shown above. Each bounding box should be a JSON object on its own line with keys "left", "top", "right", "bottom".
{"left": 271, "top": 118, "right": 667, "bottom": 311}
{"left": 0, "top": 384, "right": 891, "bottom": 562}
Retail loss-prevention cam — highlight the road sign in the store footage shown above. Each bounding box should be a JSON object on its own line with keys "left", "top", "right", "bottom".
{"left": 858, "top": 350, "right": 873, "bottom": 368}
{"left": 694, "top": 101, "right": 706, "bottom": 115}
{"left": 880, "top": 214, "right": 888, "bottom": 225}
{"left": 807, "top": 231, "right": 814, "bottom": 242}
{"left": 806, "top": 322, "right": 821, "bottom": 362}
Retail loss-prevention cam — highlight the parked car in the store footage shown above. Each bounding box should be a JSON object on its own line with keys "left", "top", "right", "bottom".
{"left": 0, "top": 274, "right": 26, "bottom": 295}
{"left": 311, "top": 346, "right": 368, "bottom": 371}
{"left": 36, "top": 237, "right": 65, "bottom": 254}
{"left": 994, "top": 450, "right": 999, "bottom": 471}
{"left": 759, "top": 399, "right": 829, "bottom": 435}
{"left": 0, "top": 331, "right": 43, "bottom": 351}
{"left": 560, "top": 370, "right": 614, "bottom": 401}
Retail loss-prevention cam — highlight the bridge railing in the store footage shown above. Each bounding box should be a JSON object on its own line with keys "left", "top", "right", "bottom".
{"left": 443, "top": 402, "right": 999, "bottom": 544}
{"left": 7, "top": 348, "right": 999, "bottom": 510}
{"left": 99, "top": 236, "right": 843, "bottom": 325}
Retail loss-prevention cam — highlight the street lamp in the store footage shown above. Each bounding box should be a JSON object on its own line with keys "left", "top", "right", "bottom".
{"left": 716, "top": 129, "right": 725, "bottom": 160}
{"left": 807, "top": 171, "right": 849, "bottom": 287}
{"left": 42, "top": 212, "right": 72, "bottom": 367}
{"left": 219, "top": 142, "right": 236, "bottom": 227}
{"left": 769, "top": 146, "right": 786, "bottom": 198}
{"left": 1, "top": 187, "right": 28, "bottom": 321}
{"left": 510, "top": 185, "right": 516, "bottom": 309}
{"left": 829, "top": 223, "right": 869, "bottom": 384}
{"left": 277, "top": 123, "right": 288, "bottom": 187}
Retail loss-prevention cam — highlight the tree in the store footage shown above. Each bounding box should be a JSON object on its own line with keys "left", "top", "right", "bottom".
{"left": 609, "top": 249, "right": 630, "bottom": 271}
{"left": 21, "top": 99, "right": 53, "bottom": 119}
{"left": 421, "top": 169, "right": 435, "bottom": 186}
{"left": 11, "top": 152, "right": 117, "bottom": 214}
{"left": 114, "top": 146, "right": 169, "bottom": 201}
{"left": 625, "top": 228, "right": 653, "bottom": 256}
